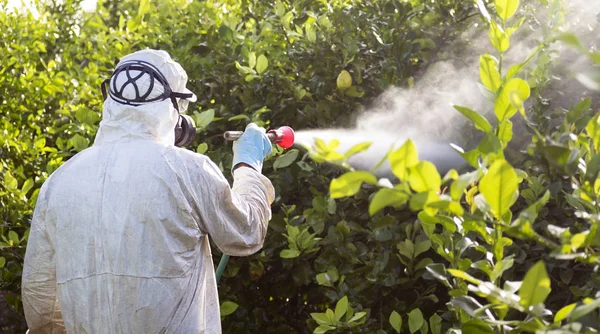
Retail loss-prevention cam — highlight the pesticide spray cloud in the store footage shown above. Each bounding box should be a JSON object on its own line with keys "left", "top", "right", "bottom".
{"left": 295, "top": 0, "right": 600, "bottom": 178}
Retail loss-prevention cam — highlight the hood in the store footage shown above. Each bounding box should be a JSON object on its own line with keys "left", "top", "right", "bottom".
{"left": 93, "top": 49, "right": 197, "bottom": 147}
{"left": 94, "top": 98, "right": 179, "bottom": 146}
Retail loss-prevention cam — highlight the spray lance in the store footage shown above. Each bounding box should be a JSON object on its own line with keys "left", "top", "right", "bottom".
{"left": 215, "top": 125, "right": 296, "bottom": 283}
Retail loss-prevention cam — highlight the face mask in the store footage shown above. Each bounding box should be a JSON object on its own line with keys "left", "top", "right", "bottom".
{"left": 101, "top": 60, "right": 197, "bottom": 147}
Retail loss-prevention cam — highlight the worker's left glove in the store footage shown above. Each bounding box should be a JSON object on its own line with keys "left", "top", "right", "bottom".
{"left": 232, "top": 123, "right": 272, "bottom": 173}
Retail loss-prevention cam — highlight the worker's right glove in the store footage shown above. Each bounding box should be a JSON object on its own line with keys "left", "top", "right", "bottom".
{"left": 232, "top": 123, "right": 272, "bottom": 173}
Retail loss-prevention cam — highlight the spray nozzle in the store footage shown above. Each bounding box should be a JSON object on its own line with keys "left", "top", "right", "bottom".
{"left": 223, "top": 126, "right": 295, "bottom": 149}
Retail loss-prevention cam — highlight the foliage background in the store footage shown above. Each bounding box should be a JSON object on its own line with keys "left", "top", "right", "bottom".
{"left": 1, "top": 0, "right": 600, "bottom": 333}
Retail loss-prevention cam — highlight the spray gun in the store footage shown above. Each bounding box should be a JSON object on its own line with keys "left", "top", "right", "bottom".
{"left": 223, "top": 125, "right": 295, "bottom": 149}
{"left": 215, "top": 125, "right": 295, "bottom": 283}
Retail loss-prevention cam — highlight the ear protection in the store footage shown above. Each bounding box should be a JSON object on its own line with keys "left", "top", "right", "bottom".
{"left": 174, "top": 114, "right": 196, "bottom": 147}
{"left": 101, "top": 60, "right": 197, "bottom": 147}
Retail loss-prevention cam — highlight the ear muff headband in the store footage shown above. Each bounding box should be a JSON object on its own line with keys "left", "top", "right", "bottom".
{"left": 101, "top": 60, "right": 193, "bottom": 111}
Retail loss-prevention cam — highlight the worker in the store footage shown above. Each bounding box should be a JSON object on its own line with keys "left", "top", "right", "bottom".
{"left": 21, "top": 49, "right": 275, "bottom": 333}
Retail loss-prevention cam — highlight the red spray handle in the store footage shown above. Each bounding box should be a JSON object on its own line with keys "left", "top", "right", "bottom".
{"left": 223, "top": 126, "right": 295, "bottom": 149}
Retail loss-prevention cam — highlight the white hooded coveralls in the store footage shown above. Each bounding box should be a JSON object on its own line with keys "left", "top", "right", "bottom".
{"left": 21, "top": 51, "right": 275, "bottom": 333}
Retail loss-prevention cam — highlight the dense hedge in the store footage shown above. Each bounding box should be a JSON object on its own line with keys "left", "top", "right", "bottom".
{"left": 2, "top": 0, "right": 600, "bottom": 333}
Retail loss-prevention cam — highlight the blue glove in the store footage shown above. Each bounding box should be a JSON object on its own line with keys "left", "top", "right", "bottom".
{"left": 232, "top": 123, "right": 272, "bottom": 173}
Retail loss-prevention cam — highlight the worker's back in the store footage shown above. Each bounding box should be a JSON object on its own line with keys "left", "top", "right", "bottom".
{"left": 41, "top": 140, "right": 215, "bottom": 333}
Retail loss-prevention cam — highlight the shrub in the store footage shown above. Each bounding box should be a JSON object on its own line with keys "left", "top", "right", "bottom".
{"left": 3, "top": 0, "right": 599, "bottom": 333}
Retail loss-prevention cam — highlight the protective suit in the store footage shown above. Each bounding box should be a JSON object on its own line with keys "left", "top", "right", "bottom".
{"left": 21, "top": 50, "right": 275, "bottom": 333}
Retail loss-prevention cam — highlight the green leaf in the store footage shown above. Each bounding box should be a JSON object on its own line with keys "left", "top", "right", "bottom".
{"left": 571, "top": 233, "right": 586, "bottom": 250}
{"left": 275, "top": 1, "right": 285, "bottom": 16}
{"left": 490, "top": 255, "right": 514, "bottom": 281}
{"left": 489, "top": 22, "right": 509, "bottom": 53}
{"left": 137, "top": 0, "right": 150, "bottom": 18}
{"left": 316, "top": 273, "right": 334, "bottom": 287}
{"left": 567, "top": 98, "right": 591, "bottom": 123}
{"left": 348, "top": 311, "right": 366, "bottom": 323}
{"left": 506, "top": 46, "right": 540, "bottom": 81}
{"left": 494, "top": 78, "right": 530, "bottom": 121}
{"left": 70, "top": 134, "right": 89, "bottom": 152}
{"left": 281, "top": 11, "right": 294, "bottom": 30}
{"left": 429, "top": 314, "right": 442, "bottom": 334}
{"left": 419, "top": 321, "right": 428, "bottom": 334}
{"left": 479, "top": 55, "right": 501, "bottom": 94}
{"left": 450, "top": 170, "right": 481, "bottom": 200}
{"left": 330, "top": 171, "right": 377, "bottom": 199}
{"left": 556, "top": 33, "right": 584, "bottom": 50}
{"left": 449, "top": 296, "right": 485, "bottom": 317}
{"left": 334, "top": 296, "right": 348, "bottom": 321}
{"left": 519, "top": 261, "right": 551, "bottom": 307}
{"left": 397, "top": 239, "right": 414, "bottom": 259}
{"left": 327, "top": 197, "right": 337, "bottom": 214}
{"left": 447, "top": 269, "right": 483, "bottom": 285}
{"left": 408, "top": 308, "right": 424, "bottom": 333}
{"left": 305, "top": 19, "right": 317, "bottom": 42}
{"left": 345, "top": 86, "right": 364, "bottom": 98}
{"left": 443, "top": 169, "right": 459, "bottom": 183}
{"left": 369, "top": 189, "right": 408, "bottom": 216}
{"left": 586, "top": 154, "right": 600, "bottom": 181}
{"left": 495, "top": 0, "right": 520, "bottom": 21}
{"left": 541, "top": 145, "right": 580, "bottom": 175}
{"left": 0, "top": 257, "right": 5, "bottom": 268}
{"left": 587, "top": 113, "right": 600, "bottom": 151}
{"left": 220, "top": 301, "right": 239, "bottom": 316}
{"left": 390, "top": 139, "right": 419, "bottom": 180}
{"left": 21, "top": 178, "right": 34, "bottom": 196}
{"left": 336, "top": 70, "right": 352, "bottom": 90}
{"left": 425, "top": 263, "right": 450, "bottom": 287}
{"left": 280, "top": 249, "right": 301, "bottom": 258}
{"left": 256, "top": 54, "right": 269, "bottom": 74}
{"left": 8, "top": 231, "right": 19, "bottom": 244}
{"left": 313, "top": 325, "right": 335, "bottom": 334}
{"left": 4, "top": 171, "right": 18, "bottom": 190}
{"left": 326, "top": 309, "right": 335, "bottom": 323}
{"left": 477, "top": 133, "right": 502, "bottom": 154}
{"left": 389, "top": 311, "right": 403, "bottom": 333}
{"left": 498, "top": 120, "right": 513, "bottom": 147}
{"left": 311, "top": 312, "right": 334, "bottom": 326}
{"left": 248, "top": 52, "right": 257, "bottom": 69}
{"left": 554, "top": 303, "right": 576, "bottom": 323}
{"left": 344, "top": 142, "right": 371, "bottom": 159}
{"left": 196, "top": 143, "right": 208, "bottom": 154}
{"left": 461, "top": 320, "right": 495, "bottom": 334}
{"left": 195, "top": 109, "right": 215, "bottom": 128}
{"left": 479, "top": 159, "right": 519, "bottom": 219}
{"left": 414, "top": 240, "right": 431, "bottom": 257}
{"left": 228, "top": 114, "right": 250, "bottom": 121}
{"left": 273, "top": 149, "right": 299, "bottom": 170}
{"left": 589, "top": 52, "right": 600, "bottom": 64}
{"left": 235, "top": 61, "right": 254, "bottom": 75}
{"left": 408, "top": 161, "right": 441, "bottom": 193}
{"left": 454, "top": 105, "right": 492, "bottom": 133}
{"left": 571, "top": 298, "right": 600, "bottom": 321}
{"left": 409, "top": 191, "right": 438, "bottom": 212}
{"left": 34, "top": 137, "right": 46, "bottom": 149}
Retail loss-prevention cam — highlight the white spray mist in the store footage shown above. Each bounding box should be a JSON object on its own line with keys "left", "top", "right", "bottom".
{"left": 295, "top": 0, "right": 600, "bottom": 178}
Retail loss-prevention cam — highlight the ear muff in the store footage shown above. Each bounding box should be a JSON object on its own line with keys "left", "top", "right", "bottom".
{"left": 174, "top": 114, "right": 196, "bottom": 147}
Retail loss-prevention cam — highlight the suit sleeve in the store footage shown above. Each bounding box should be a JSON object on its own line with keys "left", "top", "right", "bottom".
{"left": 21, "top": 184, "right": 65, "bottom": 333}
{"left": 190, "top": 157, "right": 275, "bottom": 256}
